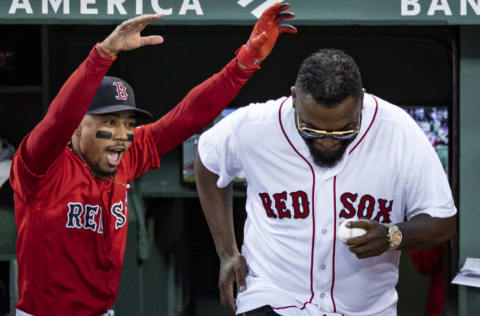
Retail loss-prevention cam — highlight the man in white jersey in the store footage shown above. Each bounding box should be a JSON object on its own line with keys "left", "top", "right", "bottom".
{"left": 194, "top": 49, "right": 457, "bottom": 316}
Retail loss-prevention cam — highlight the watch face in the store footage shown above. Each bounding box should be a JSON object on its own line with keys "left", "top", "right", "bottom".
{"left": 388, "top": 225, "right": 402, "bottom": 250}
{"left": 392, "top": 231, "right": 402, "bottom": 245}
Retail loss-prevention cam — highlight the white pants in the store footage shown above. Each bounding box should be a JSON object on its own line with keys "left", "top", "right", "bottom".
{"left": 17, "top": 309, "right": 114, "bottom": 316}
{"left": 274, "top": 303, "right": 396, "bottom": 316}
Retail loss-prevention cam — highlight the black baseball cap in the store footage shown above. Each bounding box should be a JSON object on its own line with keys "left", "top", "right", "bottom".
{"left": 87, "top": 76, "right": 152, "bottom": 119}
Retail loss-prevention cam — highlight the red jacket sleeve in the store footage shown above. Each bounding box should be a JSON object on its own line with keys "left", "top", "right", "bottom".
{"left": 151, "top": 58, "right": 255, "bottom": 155}
{"left": 22, "top": 46, "right": 114, "bottom": 175}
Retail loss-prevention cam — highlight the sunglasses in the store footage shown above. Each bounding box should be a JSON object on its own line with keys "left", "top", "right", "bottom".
{"left": 295, "top": 108, "right": 362, "bottom": 140}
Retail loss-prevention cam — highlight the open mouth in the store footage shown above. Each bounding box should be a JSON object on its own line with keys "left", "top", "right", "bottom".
{"left": 105, "top": 146, "right": 126, "bottom": 167}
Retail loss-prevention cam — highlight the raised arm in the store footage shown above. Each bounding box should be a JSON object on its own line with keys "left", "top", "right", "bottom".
{"left": 150, "top": 3, "right": 297, "bottom": 155}
{"left": 23, "top": 14, "right": 164, "bottom": 175}
{"left": 194, "top": 151, "right": 245, "bottom": 314}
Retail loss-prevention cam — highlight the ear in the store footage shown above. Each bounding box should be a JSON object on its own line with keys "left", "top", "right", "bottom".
{"left": 361, "top": 88, "right": 365, "bottom": 110}
{"left": 291, "top": 86, "right": 296, "bottom": 108}
{"left": 73, "top": 126, "right": 82, "bottom": 138}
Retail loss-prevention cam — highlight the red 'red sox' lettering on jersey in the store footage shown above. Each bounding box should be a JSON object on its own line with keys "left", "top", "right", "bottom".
{"left": 339, "top": 192, "right": 393, "bottom": 223}
{"left": 258, "top": 190, "right": 310, "bottom": 219}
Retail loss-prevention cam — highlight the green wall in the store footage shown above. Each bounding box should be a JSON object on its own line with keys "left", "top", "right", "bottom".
{"left": 459, "top": 26, "right": 480, "bottom": 316}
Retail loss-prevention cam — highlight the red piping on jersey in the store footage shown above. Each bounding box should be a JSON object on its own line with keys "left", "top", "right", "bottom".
{"left": 331, "top": 176, "right": 338, "bottom": 312}
{"left": 348, "top": 94, "right": 378, "bottom": 155}
{"left": 274, "top": 97, "right": 315, "bottom": 311}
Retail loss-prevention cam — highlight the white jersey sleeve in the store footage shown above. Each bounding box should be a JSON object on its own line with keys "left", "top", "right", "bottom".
{"left": 197, "top": 106, "right": 247, "bottom": 188}
{"left": 401, "top": 111, "right": 456, "bottom": 219}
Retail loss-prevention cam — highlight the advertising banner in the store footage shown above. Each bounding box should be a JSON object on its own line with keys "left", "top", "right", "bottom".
{"left": 1, "top": 0, "right": 480, "bottom": 25}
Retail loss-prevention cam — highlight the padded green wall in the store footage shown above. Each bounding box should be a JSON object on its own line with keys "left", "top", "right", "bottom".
{"left": 459, "top": 26, "right": 480, "bottom": 316}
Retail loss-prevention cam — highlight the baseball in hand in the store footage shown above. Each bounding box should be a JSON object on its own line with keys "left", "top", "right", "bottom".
{"left": 338, "top": 219, "right": 367, "bottom": 242}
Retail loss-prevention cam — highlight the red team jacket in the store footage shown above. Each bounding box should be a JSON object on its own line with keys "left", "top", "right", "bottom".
{"left": 10, "top": 47, "right": 253, "bottom": 315}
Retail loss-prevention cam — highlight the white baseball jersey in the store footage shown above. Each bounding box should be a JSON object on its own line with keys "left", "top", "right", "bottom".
{"left": 197, "top": 93, "right": 456, "bottom": 316}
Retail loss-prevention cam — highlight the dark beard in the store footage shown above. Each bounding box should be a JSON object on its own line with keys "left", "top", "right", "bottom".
{"left": 304, "top": 138, "right": 353, "bottom": 168}
{"left": 92, "top": 163, "right": 116, "bottom": 178}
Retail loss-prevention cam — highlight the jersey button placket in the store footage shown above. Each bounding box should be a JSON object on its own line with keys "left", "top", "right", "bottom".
{"left": 314, "top": 178, "right": 331, "bottom": 309}
{"left": 315, "top": 176, "right": 336, "bottom": 311}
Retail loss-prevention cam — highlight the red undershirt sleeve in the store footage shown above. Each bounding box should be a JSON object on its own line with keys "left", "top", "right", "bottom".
{"left": 150, "top": 58, "right": 255, "bottom": 156}
{"left": 23, "top": 46, "right": 114, "bottom": 175}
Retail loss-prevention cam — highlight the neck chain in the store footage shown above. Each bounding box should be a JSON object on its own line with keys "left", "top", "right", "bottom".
{"left": 72, "top": 148, "right": 131, "bottom": 189}
{"left": 92, "top": 172, "right": 131, "bottom": 189}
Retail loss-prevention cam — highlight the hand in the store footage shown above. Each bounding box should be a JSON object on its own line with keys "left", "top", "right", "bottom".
{"left": 218, "top": 254, "right": 247, "bottom": 313}
{"left": 100, "top": 14, "right": 164, "bottom": 56}
{"left": 237, "top": 2, "right": 297, "bottom": 70}
{"left": 343, "top": 219, "right": 390, "bottom": 259}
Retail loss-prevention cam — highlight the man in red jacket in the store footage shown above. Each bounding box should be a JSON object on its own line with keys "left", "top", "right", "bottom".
{"left": 10, "top": 6, "right": 296, "bottom": 316}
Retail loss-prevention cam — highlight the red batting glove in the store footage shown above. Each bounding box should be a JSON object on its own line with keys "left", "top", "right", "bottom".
{"left": 237, "top": 2, "right": 297, "bottom": 70}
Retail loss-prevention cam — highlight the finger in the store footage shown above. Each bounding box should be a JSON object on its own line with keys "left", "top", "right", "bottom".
{"left": 118, "top": 19, "right": 135, "bottom": 32}
{"left": 219, "top": 282, "right": 236, "bottom": 313}
{"left": 143, "top": 13, "right": 164, "bottom": 25}
{"left": 275, "top": 12, "right": 295, "bottom": 23}
{"left": 348, "top": 242, "right": 378, "bottom": 258}
{"left": 219, "top": 288, "right": 226, "bottom": 306}
{"left": 344, "top": 238, "right": 364, "bottom": 248}
{"left": 133, "top": 22, "right": 147, "bottom": 33}
{"left": 140, "top": 35, "right": 164, "bottom": 46}
{"left": 278, "top": 24, "right": 298, "bottom": 34}
{"left": 349, "top": 247, "right": 368, "bottom": 259}
{"left": 346, "top": 219, "right": 372, "bottom": 229}
{"left": 278, "top": 3, "right": 291, "bottom": 11}
{"left": 134, "top": 14, "right": 163, "bottom": 31}
{"left": 118, "top": 14, "right": 159, "bottom": 34}
{"left": 348, "top": 236, "right": 388, "bottom": 257}
{"left": 119, "top": 15, "right": 149, "bottom": 30}
{"left": 129, "top": 13, "right": 163, "bottom": 26}
{"left": 118, "top": 21, "right": 143, "bottom": 34}
{"left": 360, "top": 250, "right": 383, "bottom": 259}
{"left": 139, "top": 13, "right": 164, "bottom": 32}
{"left": 260, "top": 2, "right": 285, "bottom": 21}
{"left": 218, "top": 270, "right": 236, "bottom": 312}
{"left": 249, "top": 31, "right": 268, "bottom": 50}
{"left": 235, "top": 257, "right": 248, "bottom": 293}
{"left": 354, "top": 247, "right": 383, "bottom": 259}
{"left": 343, "top": 234, "right": 371, "bottom": 247}
{"left": 350, "top": 241, "right": 372, "bottom": 253}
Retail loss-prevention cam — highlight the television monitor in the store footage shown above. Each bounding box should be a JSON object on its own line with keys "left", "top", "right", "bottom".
{"left": 181, "top": 108, "right": 246, "bottom": 187}
{"left": 401, "top": 106, "right": 449, "bottom": 174}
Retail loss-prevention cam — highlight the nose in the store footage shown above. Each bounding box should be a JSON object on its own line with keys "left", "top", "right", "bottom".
{"left": 112, "top": 125, "right": 128, "bottom": 141}
{"left": 315, "top": 137, "right": 340, "bottom": 151}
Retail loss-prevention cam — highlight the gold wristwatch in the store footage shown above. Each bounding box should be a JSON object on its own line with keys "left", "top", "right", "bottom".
{"left": 385, "top": 223, "right": 402, "bottom": 251}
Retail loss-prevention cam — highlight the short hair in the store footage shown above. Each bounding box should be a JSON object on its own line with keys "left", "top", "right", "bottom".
{"left": 295, "top": 49, "right": 362, "bottom": 107}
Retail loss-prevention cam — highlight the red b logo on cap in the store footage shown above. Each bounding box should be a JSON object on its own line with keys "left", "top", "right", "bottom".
{"left": 113, "top": 82, "right": 128, "bottom": 101}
